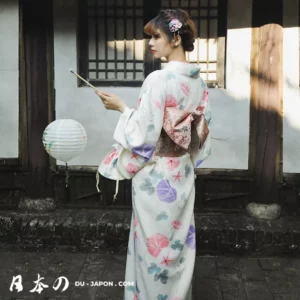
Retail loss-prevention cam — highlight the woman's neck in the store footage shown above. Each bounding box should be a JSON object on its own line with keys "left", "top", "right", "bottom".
{"left": 166, "top": 48, "right": 187, "bottom": 63}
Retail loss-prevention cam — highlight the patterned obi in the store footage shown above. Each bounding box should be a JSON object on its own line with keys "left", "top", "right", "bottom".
{"left": 154, "top": 107, "right": 209, "bottom": 157}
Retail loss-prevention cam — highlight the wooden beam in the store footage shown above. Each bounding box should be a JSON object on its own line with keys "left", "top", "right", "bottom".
{"left": 252, "top": 0, "right": 283, "bottom": 27}
{"left": 249, "top": 0, "right": 283, "bottom": 204}
{"left": 46, "top": 0, "right": 56, "bottom": 173}
{"left": 249, "top": 24, "right": 283, "bottom": 204}
{"left": 143, "top": 0, "right": 161, "bottom": 78}
{"left": 22, "top": 0, "right": 54, "bottom": 198}
{"left": 19, "top": 2, "right": 28, "bottom": 171}
{"left": 77, "top": 0, "right": 89, "bottom": 87}
{"left": 216, "top": 0, "right": 227, "bottom": 88}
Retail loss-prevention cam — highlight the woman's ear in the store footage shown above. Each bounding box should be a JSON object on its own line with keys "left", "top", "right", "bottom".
{"left": 172, "top": 35, "right": 181, "bottom": 47}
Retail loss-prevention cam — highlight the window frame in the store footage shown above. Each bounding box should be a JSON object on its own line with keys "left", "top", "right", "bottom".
{"left": 77, "top": 0, "right": 227, "bottom": 88}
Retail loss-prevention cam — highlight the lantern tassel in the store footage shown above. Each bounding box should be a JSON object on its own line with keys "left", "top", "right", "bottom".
{"left": 96, "top": 171, "right": 101, "bottom": 193}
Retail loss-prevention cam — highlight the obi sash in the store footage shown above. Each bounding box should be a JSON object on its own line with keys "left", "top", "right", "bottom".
{"left": 154, "top": 107, "right": 209, "bottom": 157}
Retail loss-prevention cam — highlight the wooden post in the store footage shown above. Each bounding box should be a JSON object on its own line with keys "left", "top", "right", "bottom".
{"left": 249, "top": 24, "right": 283, "bottom": 204}
{"left": 22, "top": 0, "right": 54, "bottom": 198}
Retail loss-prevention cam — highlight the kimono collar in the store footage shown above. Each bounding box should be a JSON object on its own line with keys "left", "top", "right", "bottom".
{"left": 164, "top": 61, "right": 201, "bottom": 78}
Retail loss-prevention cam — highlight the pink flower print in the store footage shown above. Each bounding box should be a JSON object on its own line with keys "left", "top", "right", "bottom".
{"left": 137, "top": 97, "right": 141, "bottom": 108}
{"left": 165, "top": 95, "right": 178, "bottom": 107}
{"left": 133, "top": 293, "right": 138, "bottom": 300}
{"left": 103, "top": 148, "right": 118, "bottom": 164}
{"left": 153, "top": 99, "right": 162, "bottom": 110}
{"left": 202, "top": 90, "right": 209, "bottom": 102}
{"left": 134, "top": 217, "right": 138, "bottom": 227}
{"left": 171, "top": 220, "right": 182, "bottom": 230}
{"left": 196, "top": 105, "right": 206, "bottom": 112}
{"left": 171, "top": 298, "right": 182, "bottom": 300}
{"left": 172, "top": 171, "right": 182, "bottom": 182}
{"left": 146, "top": 233, "right": 169, "bottom": 257}
{"left": 180, "top": 82, "right": 190, "bottom": 96}
{"left": 160, "top": 253, "right": 173, "bottom": 266}
{"left": 126, "top": 163, "right": 139, "bottom": 174}
{"left": 131, "top": 153, "right": 139, "bottom": 161}
{"left": 166, "top": 158, "right": 180, "bottom": 171}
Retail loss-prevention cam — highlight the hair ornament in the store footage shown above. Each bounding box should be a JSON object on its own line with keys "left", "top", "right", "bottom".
{"left": 169, "top": 19, "right": 183, "bottom": 33}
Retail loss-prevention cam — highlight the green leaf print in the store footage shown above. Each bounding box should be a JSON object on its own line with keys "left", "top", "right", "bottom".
{"left": 171, "top": 240, "right": 184, "bottom": 251}
{"left": 181, "top": 192, "right": 187, "bottom": 203}
{"left": 166, "top": 72, "right": 176, "bottom": 81}
{"left": 125, "top": 134, "right": 134, "bottom": 144}
{"left": 156, "top": 211, "right": 168, "bottom": 221}
{"left": 180, "top": 257, "right": 185, "bottom": 264}
{"left": 190, "top": 68, "right": 199, "bottom": 77}
{"left": 169, "top": 230, "right": 175, "bottom": 241}
{"left": 206, "top": 111, "right": 212, "bottom": 125}
{"left": 154, "top": 270, "right": 169, "bottom": 284}
{"left": 148, "top": 263, "right": 161, "bottom": 275}
{"left": 157, "top": 294, "right": 168, "bottom": 300}
{"left": 139, "top": 178, "right": 155, "bottom": 195}
{"left": 138, "top": 255, "right": 143, "bottom": 262}
{"left": 201, "top": 79, "right": 206, "bottom": 89}
{"left": 185, "top": 164, "right": 191, "bottom": 178}
{"left": 147, "top": 124, "right": 155, "bottom": 132}
{"left": 149, "top": 170, "right": 164, "bottom": 184}
{"left": 126, "top": 286, "right": 135, "bottom": 293}
{"left": 112, "top": 158, "right": 118, "bottom": 168}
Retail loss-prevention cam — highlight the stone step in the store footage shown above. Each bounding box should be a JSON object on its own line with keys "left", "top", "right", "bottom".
{"left": 0, "top": 209, "right": 300, "bottom": 254}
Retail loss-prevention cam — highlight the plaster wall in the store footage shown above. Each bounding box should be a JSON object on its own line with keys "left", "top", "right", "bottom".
{"left": 282, "top": 0, "right": 300, "bottom": 173}
{"left": 0, "top": 0, "right": 19, "bottom": 158}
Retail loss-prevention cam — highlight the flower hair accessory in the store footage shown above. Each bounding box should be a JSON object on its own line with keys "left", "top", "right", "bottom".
{"left": 169, "top": 19, "right": 182, "bottom": 33}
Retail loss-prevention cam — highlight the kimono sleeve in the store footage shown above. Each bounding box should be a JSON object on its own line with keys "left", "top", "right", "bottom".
{"left": 113, "top": 71, "right": 166, "bottom": 161}
{"left": 191, "top": 83, "right": 212, "bottom": 169}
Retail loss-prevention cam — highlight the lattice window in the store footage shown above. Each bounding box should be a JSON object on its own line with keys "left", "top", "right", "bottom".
{"left": 78, "top": 0, "right": 227, "bottom": 87}
{"left": 83, "top": 0, "right": 145, "bottom": 85}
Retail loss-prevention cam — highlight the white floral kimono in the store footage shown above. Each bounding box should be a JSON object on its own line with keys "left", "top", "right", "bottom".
{"left": 98, "top": 61, "right": 211, "bottom": 300}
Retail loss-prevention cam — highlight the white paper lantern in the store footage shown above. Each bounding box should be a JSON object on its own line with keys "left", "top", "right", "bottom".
{"left": 42, "top": 119, "right": 87, "bottom": 163}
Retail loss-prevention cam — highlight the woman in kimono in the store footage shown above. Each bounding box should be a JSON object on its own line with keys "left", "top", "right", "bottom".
{"left": 96, "top": 8, "right": 211, "bottom": 300}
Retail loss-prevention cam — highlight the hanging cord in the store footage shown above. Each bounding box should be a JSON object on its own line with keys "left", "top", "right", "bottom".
{"left": 113, "top": 176, "right": 120, "bottom": 203}
{"left": 65, "top": 163, "right": 70, "bottom": 187}
{"left": 96, "top": 171, "right": 101, "bottom": 193}
{"left": 66, "top": 93, "right": 71, "bottom": 119}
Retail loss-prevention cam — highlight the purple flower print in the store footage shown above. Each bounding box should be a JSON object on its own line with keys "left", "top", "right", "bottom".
{"left": 156, "top": 180, "right": 177, "bottom": 203}
{"left": 195, "top": 160, "right": 203, "bottom": 168}
{"left": 185, "top": 225, "right": 195, "bottom": 249}
{"left": 132, "top": 144, "right": 155, "bottom": 161}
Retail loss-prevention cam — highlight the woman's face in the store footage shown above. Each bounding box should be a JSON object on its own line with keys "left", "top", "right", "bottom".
{"left": 148, "top": 29, "right": 173, "bottom": 59}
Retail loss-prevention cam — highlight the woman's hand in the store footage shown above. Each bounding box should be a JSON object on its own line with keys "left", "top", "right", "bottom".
{"left": 95, "top": 91, "right": 126, "bottom": 113}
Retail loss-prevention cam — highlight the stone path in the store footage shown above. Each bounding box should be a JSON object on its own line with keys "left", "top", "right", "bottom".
{"left": 1, "top": 250, "right": 300, "bottom": 299}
